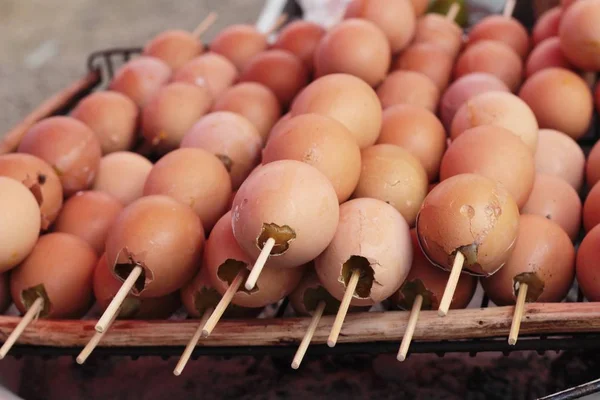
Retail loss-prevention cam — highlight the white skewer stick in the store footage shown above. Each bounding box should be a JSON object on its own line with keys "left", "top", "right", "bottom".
{"left": 0, "top": 297, "right": 44, "bottom": 359}
{"left": 397, "top": 294, "right": 424, "bottom": 362}
{"left": 328, "top": 269, "right": 360, "bottom": 347}
{"left": 202, "top": 270, "right": 248, "bottom": 337}
{"left": 446, "top": 3, "right": 460, "bottom": 21}
{"left": 77, "top": 307, "right": 120, "bottom": 364}
{"left": 173, "top": 307, "right": 214, "bottom": 376}
{"left": 503, "top": 0, "right": 517, "bottom": 18}
{"left": 438, "top": 251, "right": 465, "bottom": 317}
{"left": 192, "top": 12, "right": 218, "bottom": 38}
{"left": 95, "top": 266, "right": 142, "bottom": 333}
{"left": 245, "top": 237, "right": 275, "bottom": 291}
{"left": 508, "top": 282, "right": 528, "bottom": 345}
{"left": 291, "top": 301, "right": 326, "bottom": 369}
{"left": 265, "top": 13, "right": 288, "bottom": 36}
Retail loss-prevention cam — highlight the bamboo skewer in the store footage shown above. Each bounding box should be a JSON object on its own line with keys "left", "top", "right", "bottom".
{"left": 173, "top": 307, "right": 214, "bottom": 376}
{"left": 503, "top": 0, "right": 517, "bottom": 18}
{"left": 397, "top": 294, "right": 423, "bottom": 362}
{"left": 202, "top": 270, "right": 248, "bottom": 337}
{"left": 508, "top": 282, "right": 528, "bottom": 345}
{"left": 291, "top": 301, "right": 326, "bottom": 369}
{"left": 265, "top": 13, "right": 288, "bottom": 36}
{"left": 328, "top": 269, "right": 360, "bottom": 347}
{"left": 96, "top": 266, "right": 142, "bottom": 333}
{"left": 0, "top": 297, "right": 44, "bottom": 359}
{"left": 77, "top": 307, "right": 120, "bottom": 364}
{"left": 245, "top": 237, "right": 275, "bottom": 291}
{"left": 438, "top": 252, "right": 465, "bottom": 317}
{"left": 192, "top": 12, "right": 218, "bottom": 38}
{"left": 446, "top": 3, "right": 460, "bottom": 21}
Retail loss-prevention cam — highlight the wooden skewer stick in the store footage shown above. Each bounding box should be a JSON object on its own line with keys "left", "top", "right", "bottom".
{"left": 291, "top": 301, "right": 326, "bottom": 369}
{"left": 245, "top": 237, "right": 275, "bottom": 291}
{"left": 76, "top": 307, "right": 120, "bottom": 364}
{"left": 95, "top": 266, "right": 142, "bottom": 333}
{"left": 0, "top": 297, "right": 44, "bottom": 359}
{"left": 192, "top": 12, "right": 218, "bottom": 38}
{"left": 328, "top": 269, "right": 360, "bottom": 347}
{"left": 438, "top": 251, "right": 465, "bottom": 317}
{"left": 265, "top": 13, "right": 288, "bottom": 36}
{"left": 446, "top": 3, "right": 460, "bottom": 21}
{"left": 173, "top": 307, "right": 214, "bottom": 376}
{"left": 397, "top": 294, "right": 423, "bottom": 362}
{"left": 503, "top": 0, "right": 516, "bottom": 18}
{"left": 508, "top": 282, "right": 528, "bottom": 345}
{"left": 202, "top": 270, "right": 248, "bottom": 337}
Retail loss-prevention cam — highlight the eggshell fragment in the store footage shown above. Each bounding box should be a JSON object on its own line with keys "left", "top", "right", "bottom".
{"left": 93, "top": 152, "right": 153, "bottom": 206}
{"left": 468, "top": 16, "right": 530, "bottom": 59}
{"left": 576, "top": 225, "right": 600, "bottom": 301}
{"left": 376, "top": 70, "right": 440, "bottom": 112}
{"left": 108, "top": 56, "right": 171, "bottom": 107}
{"left": 272, "top": 21, "right": 326, "bottom": 70}
{"left": 143, "top": 30, "right": 203, "bottom": 70}
{"left": 525, "top": 37, "right": 573, "bottom": 77}
{"left": 534, "top": 129, "right": 585, "bottom": 191}
{"left": 393, "top": 43, "right": 454, "bottom": 90}
{"left": 172, "top": 53, "right": 238, "bottom": 98}
{"left": 584, "top": 183, "right": 600, "bottom": 232}
{"left": 210, "top": 25, "right": 268, "bottom": 71}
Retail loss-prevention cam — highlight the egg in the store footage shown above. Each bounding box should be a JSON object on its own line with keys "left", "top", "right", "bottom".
{"left": 108, "top": 56, "right": 171, "bottom": 107}
{"left": 413, "top": 13, "right": 463, "bottom": 57}
{"left": 0, "top": 273, "right": 10, "bottom": 313}
{"left": 315, "top": 198, "right": 413, "bottom": 306}
{"left": 232, "top": 160, "right": 339, "bottom": 270}
{"left": 534, "top": 129, "right": 585, "bottom": 191}
{"left": 0, "top": 177, "right": 40, "bottom": 273}
{"left": 559, "top": 0, "right": 600, "bottom": 70}
{"left": 454, "top": 40, "right": 523, "bottom": 92}
{"left": 143, "top": 148, "right": 231, "bottom": 232}
{"left": 439, "top": 73, "right": 510, "bottom": 130}
{"left": 54, "top": 191, "right": 124, "bottom": 255}
{"left": 584, "top": 182, "right": 600, "bottom": 232}
{"left": 92, "top": 151, "right": 153, "bottom": 206}
{"left": 291, "top": 74, "right": 382, "bottom": 149}
{"left": 521, "top": 174, "right": 582, "bottom": 241}
{"left": 561, "top": 0, "right": 577, "bottom": 9}
{"left": 393, "top": 43, "right": 454, "bottom": 91}
{"left": 417, "top": 173, "right": 520, "bottom": 276}
{"left": 467, "top": 16, "right": 530, "bottom": 59}
{"left": 18, "top": 116, "right": 101, "bottom": 197}
{"left": 212, "top": 82, "right": 281, "bottom": 143}
{"left": 344, "top": 0, "right": 416, "bottom": 53}
{"left": 450, "top": 91, "right": 539, "bottom": 152}
{"left": 576, "top": 225, "right": 600, "bottom": 300}
{"left": 314, "top": 19, "right": 391, "bottom": 87}
{"left": 532, "top": 7, "right": 562, "bottom": 45}
{"left": 105, "top": 195, "right": 204, "bottom": 298}
{"left": 210, "top": 25, "right": 268, "bottom": 71}
{"left": 290, "top": 269, "right": 344, "bottom": 316}
{"left": 353, "top": 144, "right": 428, "bottom": 227}
{"left": 171, "top": 53, "right": 238, "bottom": 98}
{"left": 587, "top": 140, "right": 600, "bottom": 188}
{"left": 376, "top": 70, "right": 440, "bottom": 112}
{"left": 262, "top": 114, "right": 361, "bottom": 203}
{"left": 377, "top": 104, "right": 446, "bottom": 182}
{"left": 410, "top": 0, "right": 429, "bottom": 16}
{"left": 0, "top": 153, "right": 62, "bottom": 230}
{"left": 71, "top": 91, "right": 138, "bottom": 155}
{"left": 272, "top": 21, "right": 326, "bottom": 70}
{"left": 180, "top": 112, "right": 262, "bottom": 190}
{"left": 267, "top": 112, "right": 291, "bottom": 142}
{"left": 141, "top": 82, "right": 213, "bottom": 153}
{"left": 519, "top": 68, "right": 593, "bottom": 140}
{"left": 525, "top": 37, "right": 574, "bottom": 77}
{"left": 11, "top": 232, "right": 97, "bottom": 318}
{"left": 142, "top": 30, "right": 203, "bottom": 70}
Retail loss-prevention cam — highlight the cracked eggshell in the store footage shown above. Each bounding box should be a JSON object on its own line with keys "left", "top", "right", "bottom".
{"left": 481, "top": 214, "right": 575, "bottom": 305}
{"left": 232, "top": 160, "right": 339, "bottom": 269}
{"left": 143, "top": 30, "right": 203, "bottom": 71}
{"left": 416, "top": 173, "right": 520, "bottom": 276}
{"left": 315, "top": 198, "right": 413, "bottom": 306}
{"left": 172, "top": 53, "right": 238, "bottom": 98}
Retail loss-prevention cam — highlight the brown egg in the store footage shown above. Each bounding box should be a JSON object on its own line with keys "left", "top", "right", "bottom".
{"left": 290, "top": 269, "right": 342, "bottom": 316}
{"left": 450, "top": 91, "right": 539, "bottom": 152}
{"left": 105, "top": 195, "right": 204, "bottom": 298}
{"left": 440, "top": 73, "right": 510, "bottom": 130}
{"left": 212, "top": 82, "right": 281, "bottom": 143}
{"left": 481, "top": 215, "right": 575, "bottom": 305}
{"left": 209, "top": 24, "right": 268, "bottom": 71}
{"left": 0, "top": 153, "right": 62, "bottom": 230}
{"left": 315, "top": 198, "right": 413, "bottom": 306}
{"left": 240, "top": 50, "right": 309, "bottom": 106}
{"left": 291, "top": 74, "right": 382, "bottom": 149}
{"left": 532, "top": 7, "right": 562, "bottom": 46}
{"left": 376, "top": 70, "right": 440, "bottom": 112}
{"left": 54, "top": 191, "right": 123, "bottom": 255}
{"left": 576, "top": 225, "right": 600, "bottom": 300}
{"left": 534, "top": 129, "right": 585, "bottom": 191}
{"left": 0, "top": 273, "right": 10, "bottom": 313}
{"left": 521, "top": 174, "right": 582, "bottom": 241}
{"left": 141, "top": 82, "right": 213, "bottom": 153}
{"left": 378, "top": 104, "right": 446, "bottom": 182}
{"left": 454, "top": 40, "right": 523, "bottom": 92}
{"left": 108, "top": 56, "right": 171, "bottom": 107}
{"left": 262, "top": 114, "right": 361, "bottom": 203}
{"left": 588, "top": 140, "right": 600, "bottom": 188}
{"left": 525, "top": 37, "right": 574, "bottom": 77}
{"left": 142, "top": 30, "right": 203, "bottom": 70}
{"left": 344, "top": 0, "right": 416, "bottom": 53}
{"left": 143, "top": 148, "right": 231, "bottom": 232}
{"left": 519, "top": 68, "right": 593, "bottom": 140}
{"left": 409, "top": 0, "right": 429, "bottom": 15}
{"left": 71, "top": 91, "right": 138, "bottom": 155}
{"left": 314, "top": 19, "right": 391, "bottom": 87}
{"left": 417, "top": 173, "right": 520, "bottom": 276}
{"left": 353, "top": 144, "right": 428, "bottom": 226}
{"left": 561, "top": 0, "right": 577, "bottom": 9}
{"left": 94, "top": 254, "right": 180, "bottom": 319}
{"left": 441, "top": 126, "right": 535, "bottom": 208}
{"left": 232, "top": 160, "right": 339, "bottom": 270}
{"left": 171, "top": 53, "right": 238, "bottom": 98}
{"left": 468, "top": 16, "right": 530, "bottom": 59}
{"left": 559, "top": 0, "right": 600, "bottom": 70}
{"left": 272, "top": 21, "right": 326, "bottom": 70}
{"left": 205, "top": 212, "right": 305, "bottom": 308}
{"left": 389, "top": 230, "right": 477, "bottom": 311}
{"left": 596, "top": 82, "right": 600, "bottom": 115}
{"left": 413, "top": 13, "right": 463, "bottom": 57}
{"left": 11, "top": 233, "right": 96, "bottom": 318}
{"left": 267, "top": 112, "right": 292, "bottom": 142}
{"left": 0, "top": 177, "right": 40, "bottom": 273}
{"left": 180, "top": 112, "right": 262, "bottom": 190}
{"left": 393, "top": 43, "right": 454, "bottom": 91}
{"left": 18, "top": 116, "right": 102, "bottom": 196}
{"left": 584, "top": 182, "right": 600, "bottom": 232}
{"left": 93, "top": 152, "right": 153, "bottom": 206}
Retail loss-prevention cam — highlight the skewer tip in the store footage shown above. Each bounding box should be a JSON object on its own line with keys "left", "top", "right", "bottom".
{"left": 173, "top": 369, "right": 182, "bottom": 376}
{"left": 397, "top": 354, "right": 406, "bottom": 362}
{"left": 76, "top": 356, "right": 85, "bottom": 365}
{"left": 327, "top": 339, "right": 336, "bottom": 348}
{"left": 508, "top": 338, "right": 517, "bottom": 345}
{"left": 291, "top": 361, "right": 300, "bottom": 370}
{"left": 201, "top": 329, "right": 210, "bottom": 338}
{"left": 437, "top": 309, "right": 448, "bottom": 317}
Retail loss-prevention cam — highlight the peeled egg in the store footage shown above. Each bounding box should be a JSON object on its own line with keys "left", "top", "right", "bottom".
{"left": 93, "top": 151, "right": 153, "bottom": 206}
{"left": 272, "top": 20, "right": 326, "bottom": 70}
{"left": 413, "top": 13, "right": 463, "bottom": 57}
{"left": 525, "top": 37, "right": 574, "bottom": 77}
{"left": 534, "top": 129, "right": 585, "bottom": 191}
{"left": 0, "top": 273, "right": 10, "bottom": 313}
{"left": 559, "top": 0, "right": 600, "bottom": 70}
{"left": 210, "top": 24, "right": 268, "bottom": 71}
{"left": 533, "top": 7, "right": 562, "bottom": 45}
{"left": 172, "top": 53, "right": 238, "bottom": 98}
{"left": 393, "top": 43, "right": 454, "bottom": 91}
{"left": 108, "top": 56, "right": 171, "bottom": 107}
{"left": 584, "top": 183, "right": 600, "bottom": 232}
{"left": 142, "top": 30, "right": 203, "bottom": 70}
{"left": 588, "top": 141, "right": 600, "bottom": 188}
{"left": 576, "top": 225, "right": 600, "bottom": 300}
{"left": 468, "top": 16, "right": 530, "bottom": 59}
{"left": 376, "top": 70, "right": 440, "bottom": 112}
